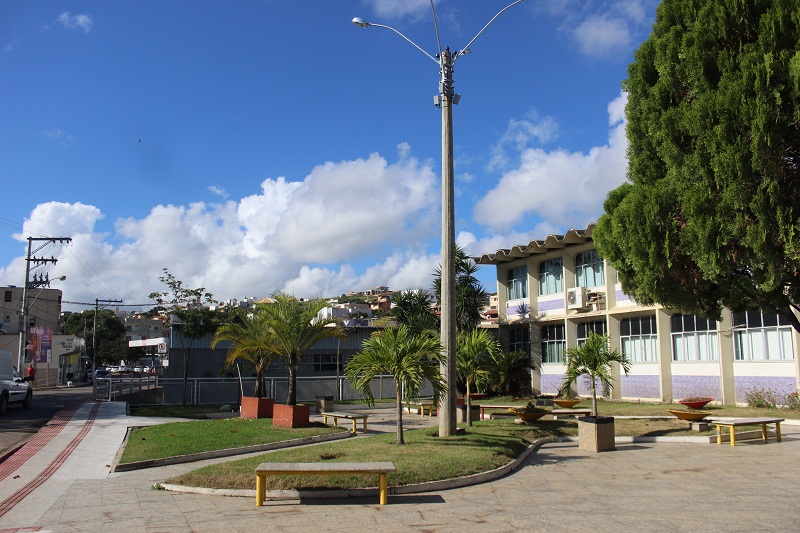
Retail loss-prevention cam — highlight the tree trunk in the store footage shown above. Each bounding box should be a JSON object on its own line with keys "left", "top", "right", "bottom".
{"left": 395, "top": 382, "right": 404, "bottom": 445}
{"left": 466, "top": 379, "right": 473, "bottom": 426}
{"left": 287, "top": 352, "right": 297, "bottom": 405}
{"left": 182, "top": 348, "right": 190, "bottom": 406}
{"left": 590, "top": 375, "right": 598, "bottom": 417}
{"left": 255, "top": 366, "right": 265, "bottom": 398}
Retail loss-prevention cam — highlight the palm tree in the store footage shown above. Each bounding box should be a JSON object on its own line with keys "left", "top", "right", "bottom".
{"left": 487, "top": 350, "right": 532, "bottom": 396}
{"left": 211, "top": 307, "right": 276, "bottom": 398}
{"left": 433, "top": 245, "right": 488, "bottom": 332}
{"left": 261, "top": 294, "right": 345, "bottom": 405}
{"left": 456, "top": 329, "right": 500, "bottom": 426}
{"left": 560, "top": 332, "right": 631, "bottom": 417}
{"left": 391, "top": 289, "right": 438, "bottom": 335}
{"left": 345, "top": 325, "right": 446, "bottom": 444}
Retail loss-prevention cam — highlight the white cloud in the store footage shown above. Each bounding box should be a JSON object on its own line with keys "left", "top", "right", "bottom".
{"left": 39, "top": 129, "right": 75, "bottom": 146}
{"left": 363, "top": 0, "right": 433, "bottom": 20}
{"left": 4, "top": 147, "right": 443, "bottom": 307}
{"left": 474, "top": 92, "right": 628, "bottom": 232}
{"left": 56, "top": 12, "right": 93, "bottom": 33}
{"left": 573, "top": 15, "right": 631, "bottom": 58}
{"left": 489, "top": 110, "right": 559, "bottom": 171}
{"left": 208, "top": 185, "right": 229, "bottom": 199}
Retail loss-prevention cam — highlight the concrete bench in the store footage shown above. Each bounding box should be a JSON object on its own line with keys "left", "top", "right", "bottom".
{"left": 551, "top": 408, "right": 592, "bottom": 418}
{"left": 478, "top": 405, "right": 526, "bottom": 420}
{"left": 255, "top": 462, "right": 396, "bottom": 506}
{"left": 320, "top": 411, "right": 369, "bottom": 435}
{"left": 713, "top": 417, "right": 784, "bottom": 446}
{"left": 402, "top": 399, "right": 436, "bottom": 417}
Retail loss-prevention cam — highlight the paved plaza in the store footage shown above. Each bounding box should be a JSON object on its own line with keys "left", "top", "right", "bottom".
{"left": 0, "top": 401, "right": 798, "bottom": 532}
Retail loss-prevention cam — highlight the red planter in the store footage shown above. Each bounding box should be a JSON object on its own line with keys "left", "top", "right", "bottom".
{"left": 240, "top": 397, "right": 274, "bottom": 419}
{"left": 272, "top": 403, "right": 311, "bottom": 428}
{"left": 678, "top": 398, "right": 713, "bottom": 410}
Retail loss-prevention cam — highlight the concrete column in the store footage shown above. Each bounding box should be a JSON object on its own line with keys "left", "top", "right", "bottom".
{"left": 718, "top": 309, "right": 736, "bottom": 406}
{"left": 656, "top": 308, "right": 673, "bottom": 402}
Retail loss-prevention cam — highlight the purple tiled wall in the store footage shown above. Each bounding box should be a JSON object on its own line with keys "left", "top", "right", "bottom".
{"left": 620, "top": 374, "right": 661, "bottom": 399}
{"left": 538, "top": 299, "right": 564, "bottom": 312}
{"left": 541, "top": 374, "right": 564, "bottom": 395}
{"left": 671, "top": 376, "right": 721, "bottom": 401}
{"left": 734, "top": 375, "right": 797, "bottom": 403}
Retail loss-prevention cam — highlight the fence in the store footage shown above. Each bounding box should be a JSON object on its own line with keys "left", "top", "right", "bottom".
{"left": 93, "top": 374, "right": 434, "bottom": 406}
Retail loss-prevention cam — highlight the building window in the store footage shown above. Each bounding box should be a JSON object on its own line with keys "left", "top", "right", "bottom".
{"left": 620, "top": 315, "right": 658, "bottom": 362}
{"left": 541, "top": 324, "right": 566, "bottom": 364}
{"left": 671, "top": 314, "right": 718, "bottom": 361}
{"left": 577, "top": 320, "right": 607, "bottom": 344}
{"left": 4, "top": 290, "right": 11, "bottom": 303}
{"left": 509, "top": 326, "right": 530, "bottom": 354}
{"left": 538, "top": 258, "right": 563, "bottom": 296}
{"left": 575, "top": 250, "right": 605, "bottom": 288}
{"left": 311, "top": 354, "right": 341, "bottom": 372}
{"left": 507, "top": 266, "right": 528, "bottom": 301}
{"left": 733, "top": 309, "right": 794, "bottom": 361}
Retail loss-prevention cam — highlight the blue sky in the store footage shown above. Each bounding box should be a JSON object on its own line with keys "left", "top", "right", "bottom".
{"left": 0, "top": 0, "right": 658, "bottom": 312}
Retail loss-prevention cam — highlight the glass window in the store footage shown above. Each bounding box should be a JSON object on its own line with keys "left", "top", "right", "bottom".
{"left": 311, "top": 354, "right": 341, "bottom": 373}
{"left": 620, "top": 316, "right": 658, "bottom": 362}
{"left": 577, "top": 320, "right": 607, "bottom": 344}
{"left": 510, "top": 326, "right": 530, "bottom": 354}
{"left": 541, "top": 324, "right": 566, "bottom": 364}
{"left": 507, "top": 266, "right": 528, "bottom": 301}
{"left": 733, "top": 309, "right": 794, "bottom": 361}
{"left": 538, "top": 258, "right": 563, "bottom": 295}
{"left": 575, "top": 250, "right": 605, "bottom": 288}
{"left": 671, "top": 314, "right": 719, "bottom": 361}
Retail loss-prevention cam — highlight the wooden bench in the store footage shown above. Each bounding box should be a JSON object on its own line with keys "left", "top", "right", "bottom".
{"left": 255, "top": 462, "right": 396, "bottom": 506}
{"left": 713, "top": 417, "right": 784, "bottom": 446}
{"left": 320, "top": 411, "right": 369, "bottom": 435}
{"left": 478, "top": 405, "right": 526, "bottom": 420}
{"left": 551, "top": 408, "right": 592, "bottom": 418}
{"left": 402, "top": 399, "right": 436, "bottom": 417}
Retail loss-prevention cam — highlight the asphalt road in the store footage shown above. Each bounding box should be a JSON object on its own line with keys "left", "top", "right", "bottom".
{"left": 0, "top": 386, "right": 93, "bottom": 458}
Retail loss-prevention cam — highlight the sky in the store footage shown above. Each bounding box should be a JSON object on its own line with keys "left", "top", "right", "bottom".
{"left": 0, "top": 0, "right": 659, "bottom": 313}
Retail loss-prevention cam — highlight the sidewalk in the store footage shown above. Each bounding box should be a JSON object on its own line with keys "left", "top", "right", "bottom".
{"left": 0, "top": 403, "right": 798, "bottom": 532}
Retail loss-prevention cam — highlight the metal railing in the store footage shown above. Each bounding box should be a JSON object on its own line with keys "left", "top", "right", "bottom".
{"left": 93, "top": 374, "right": 433, "bottom": 406}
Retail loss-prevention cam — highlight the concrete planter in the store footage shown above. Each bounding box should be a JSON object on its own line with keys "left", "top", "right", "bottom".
{"left": 240, "top": 397, "right": 274, "bottom": 419}
{"left": 578, "top": 416, "right": 616, "bottom": 452}
{"left": 272, "top": 403, "right": 311, "bottom": 428}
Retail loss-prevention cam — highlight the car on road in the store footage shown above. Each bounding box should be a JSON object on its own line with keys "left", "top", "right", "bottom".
{"left": 1, "top": 349, "right": 33, "bottom": 415}
{"left": 94, "top": 369, "right": 110, "bottom": 379}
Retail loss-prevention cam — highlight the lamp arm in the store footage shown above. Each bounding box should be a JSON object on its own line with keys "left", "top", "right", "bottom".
{"left": 455, "top": 0, "right": 524, "bottom": 63}
{"left": 367, "top": 22, "right": 440, "bottom": 65}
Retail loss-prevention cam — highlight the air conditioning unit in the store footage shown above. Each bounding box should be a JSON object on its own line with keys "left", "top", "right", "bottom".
{"left": 567, "top": 287, "right": 588, "bottom": 310}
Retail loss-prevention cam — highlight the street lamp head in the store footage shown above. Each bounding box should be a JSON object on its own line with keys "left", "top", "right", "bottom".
{"left": 56, "top": 275, "right": 66, "bottom": 281}
{"left": 352, "top": 17, "right": 370, "bottom": 28}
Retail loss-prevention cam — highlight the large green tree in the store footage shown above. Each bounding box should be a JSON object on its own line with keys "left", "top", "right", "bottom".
{"left": 345, "top": 325, "right": 446, "bottom": 444}
{"left": 149, "top": 268, "right": 219, "bottom": 405}
{"left": 594, "top": 0, "right": 800, "bottom": 330}
{"left": 261, "top": 293, "right": 344, "bottom": 406}
{"left": 456, "top": 329, "right": 500, "bottom": 426}
{"left": 62, "top": 309, "right": 127, "bottom": 365}
{"left": 391, "top": 289, "right": 438, "bottom": 335}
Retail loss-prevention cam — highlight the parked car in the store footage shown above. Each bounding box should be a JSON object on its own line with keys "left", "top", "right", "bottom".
{"left": 94, "top": 369, "right": 110, "bottom": 379}
{"left": 1, "top": 349, "right": 32, "bottom": 414}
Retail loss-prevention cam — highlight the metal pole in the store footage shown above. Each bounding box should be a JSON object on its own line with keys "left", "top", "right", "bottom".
{"left": 439, "top": 47, "right": 457, "bottom": 437}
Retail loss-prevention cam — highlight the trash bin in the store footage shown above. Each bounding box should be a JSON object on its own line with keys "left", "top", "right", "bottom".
{"left": 315, "top": 395, "right": 334, "bottom": 413}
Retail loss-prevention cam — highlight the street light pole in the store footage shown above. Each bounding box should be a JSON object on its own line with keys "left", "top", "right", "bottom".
{"left": 353, "top": 1, "right": 523, "bottom": 437}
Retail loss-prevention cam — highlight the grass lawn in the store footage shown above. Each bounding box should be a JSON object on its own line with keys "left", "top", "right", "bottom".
{"left": 120, "top": 418, "right": 347, "bottom": 464}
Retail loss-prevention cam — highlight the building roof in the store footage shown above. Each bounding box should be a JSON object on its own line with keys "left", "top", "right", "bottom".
{"left": 475, "top": 223, "right": 596, "bottom": 265}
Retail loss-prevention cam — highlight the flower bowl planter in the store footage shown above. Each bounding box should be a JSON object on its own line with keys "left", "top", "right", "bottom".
{"left": 515, "top": 411, "right": 547, "bottom": 422}
{"left": 667, "top": 409, "right": 711, "bottom": 422}
{"left": 678, "top": 398, "right": 713, "bottom": 410}
{"left": 240, "top": 397, "right": 274, "bottom": 419}
{"left": 272, "top": 403, "right": 310, "bottom": 428}
{"left": 578, "top": 416, "right": 616, "bottom": 452}
{"left": 553, "top": 399, "right": 582, "bottom": 409}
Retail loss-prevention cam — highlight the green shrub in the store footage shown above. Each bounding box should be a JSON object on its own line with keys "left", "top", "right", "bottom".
{"left": 744, "top": 387, "right": 778, "bottom": 409}
{"left": 784, "top": 391, "right": 800, "bottom": 411}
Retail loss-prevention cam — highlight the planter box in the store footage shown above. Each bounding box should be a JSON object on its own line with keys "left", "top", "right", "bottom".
{"left": 578, "top": 416, "right": 616, "bottom": 452}
{"left": 456, "top": 405, "right": 481, "bottom": 423}
{"left": 272, "top": 403, "right": 311, "bottom": 428}
{"left": 240, "top": 397, "right": 274, "bottom": 419}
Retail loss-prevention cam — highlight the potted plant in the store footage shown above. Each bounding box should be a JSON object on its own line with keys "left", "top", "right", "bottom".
{"left": 678, "top": 396, "right": 714, "bottom": 410}
{"left": 508, "top": 401, "right": 548, "bottom": 423}
{"left": 561, "top": 332, "right": 631, "bottom": 452}
{"left": 211, "top": 308, "right": 276, "bottom": 419}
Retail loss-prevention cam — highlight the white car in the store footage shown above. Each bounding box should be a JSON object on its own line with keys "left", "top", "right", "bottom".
{"left": 1, "top": 350, "right": 33, "bottom": 415}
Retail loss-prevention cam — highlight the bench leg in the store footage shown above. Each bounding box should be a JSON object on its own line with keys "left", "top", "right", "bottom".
{"left": 730, "top": 427, "right": 736, "bottom": 446}
{"left": 761, "top": 423, "right": 768, "bottom": 442}
{"left": 351, "top": 420, "right": 357, "bottom": 435}
{"left": 322, "top": 415, "right": 328, "bottom": 425}
{"left": 717, "top": 427, "right": 722, "bottom": 445}
{"left": 776, "top": 423, "right": 782, "bottom": 442}
{"left": 378, "top": 473, "right": 388, "bottom": 505}
{"left": 256, "top": 473, "right": 264, "bottom": 507}
{"left": 363, "top": 419, "right": 368, "bottom": 434}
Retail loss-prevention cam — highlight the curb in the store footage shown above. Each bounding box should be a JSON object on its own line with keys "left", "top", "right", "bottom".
{"left": 113, "top": 429, "right": 352, "bottom": 472}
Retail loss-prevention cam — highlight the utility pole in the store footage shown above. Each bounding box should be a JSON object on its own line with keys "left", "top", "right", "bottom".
{"left": 17, "top": 237, "right": 71, "bottom": 371}
{"left": 92, "top": 298, "right": 123, "bottom": 399}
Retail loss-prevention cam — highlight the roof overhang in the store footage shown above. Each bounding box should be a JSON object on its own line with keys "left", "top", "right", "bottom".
{"left": 476, "top": 223, "right": 596, "bottom": 265}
